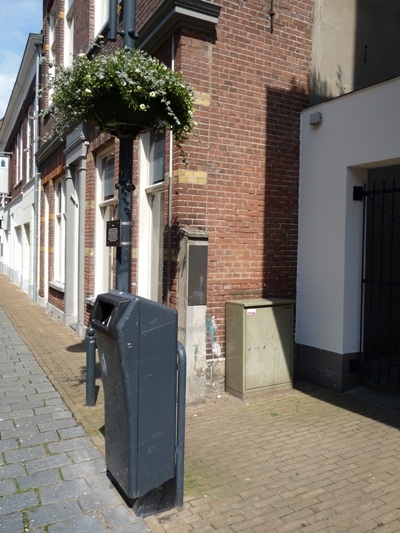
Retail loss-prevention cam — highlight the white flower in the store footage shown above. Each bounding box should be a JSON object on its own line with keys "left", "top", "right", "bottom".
{"left": 41, "top": 45, "right": 195, "bottom": 154}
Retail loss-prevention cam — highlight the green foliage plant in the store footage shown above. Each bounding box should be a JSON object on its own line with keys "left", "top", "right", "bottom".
{"left": 42, "top": 43, "right": 195, "bottom": 150}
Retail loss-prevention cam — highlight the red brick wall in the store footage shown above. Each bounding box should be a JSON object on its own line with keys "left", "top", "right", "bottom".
{"left": 73, "top": 0, "right": 92, "bottom": 53}
{"left": 39, "top": 150, "right": 64, "bottom": 303}
{"left": 161, "top": 0, "right": 313, "bottom": 356}
{"left": 137, "top": 0, "right": 165, "bottom": 29}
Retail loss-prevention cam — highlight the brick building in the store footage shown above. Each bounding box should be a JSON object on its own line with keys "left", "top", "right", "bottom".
{"left": 26, "top": 0, "right": 312, "bottom": 403}
{"left": 3, "top": 2, "right": 400, "bottom": 401}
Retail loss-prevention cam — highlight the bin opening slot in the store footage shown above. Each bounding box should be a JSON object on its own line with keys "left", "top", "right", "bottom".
{"left": 94, "top": 300, "right": 115, "bottom": 328}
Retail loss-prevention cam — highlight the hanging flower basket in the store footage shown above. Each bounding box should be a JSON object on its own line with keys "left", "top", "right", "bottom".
{"left": 91, "top": 89, "right": 164, "bottom": 138}
{"left": 41, "top": 44, "right": 195, "bottom": 145}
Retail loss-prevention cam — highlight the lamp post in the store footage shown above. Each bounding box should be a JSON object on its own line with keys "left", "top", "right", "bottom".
{"left": 109, "top": 0, "right": 137, "bottom": 293}
{"left": 104, "top": 2, "right": 187, "bottom": 515}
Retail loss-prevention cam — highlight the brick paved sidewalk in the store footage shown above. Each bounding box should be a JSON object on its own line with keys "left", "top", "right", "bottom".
{"left": 145, "top": 385, "right": 400, "bottom": 533}
{"left": 0, "top": 275, "right": 106, "bottom": 455}
{"left": 2, "top": 274, "right": 400, "bottom": 532}
{"left": 0, "top": 304, "right": 148, "bottom": 532}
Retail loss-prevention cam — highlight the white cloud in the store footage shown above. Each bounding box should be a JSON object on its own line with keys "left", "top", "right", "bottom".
{"left": 0, "top": 0, "right": 42, "bottom": 117}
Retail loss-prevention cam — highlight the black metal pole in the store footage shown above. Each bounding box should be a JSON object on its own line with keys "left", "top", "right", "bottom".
{"left": 116, "top": 138, "right": 133, "bottom": 292}
{"left": 123, "top": 0, "right": 136, "bottom": 49}
{"left": 114, "top": 0, "right": 137, "bottom": 292}
{"left": 176, "top": 342, "right": 187, "bottom": 508}
{"left": 86, "top": 327, "right": 97, "bottom": 406}
{"left": 108, "top": 0, "right": 118, "bottom": 41}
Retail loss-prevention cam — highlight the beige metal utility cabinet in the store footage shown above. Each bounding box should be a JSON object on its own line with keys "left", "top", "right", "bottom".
{"left": 225, "top": 299, "right": 294, "bottom": 399}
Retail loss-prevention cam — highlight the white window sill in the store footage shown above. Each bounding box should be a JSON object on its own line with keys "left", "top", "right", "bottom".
{"left": 49, "top": 281, "right": 65, "bottom": 293}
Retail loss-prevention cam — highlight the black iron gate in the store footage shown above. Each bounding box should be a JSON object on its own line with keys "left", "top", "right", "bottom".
{"left": 356, "top": 178, "right": 400, "bottom": 388}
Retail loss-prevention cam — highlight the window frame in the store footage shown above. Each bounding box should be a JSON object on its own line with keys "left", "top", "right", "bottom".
{"left": 64, "top": 0, "right": 75, "bottom": 67}
{"left": 94, "top": 0, "right": 108, "bottom": 38}
{"left": 53, "top": 178, "right": 66, "bottom": 288}
{"left": 137, "top": 130, "right": 166, "bottom": 303}
{"left": 48, "top": 5, "right": 57, "bottom": 103}
{"left": 94, "top": 147, "right": 116, "bottom": 296}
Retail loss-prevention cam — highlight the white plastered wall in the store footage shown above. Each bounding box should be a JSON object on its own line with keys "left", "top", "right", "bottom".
{"left": 297, "top": 76, "right": 400, "bottom": 355}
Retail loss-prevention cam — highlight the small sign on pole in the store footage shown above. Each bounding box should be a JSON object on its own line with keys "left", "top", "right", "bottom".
{"left": 106, "top": 219, "right": 121, "bottom": 247}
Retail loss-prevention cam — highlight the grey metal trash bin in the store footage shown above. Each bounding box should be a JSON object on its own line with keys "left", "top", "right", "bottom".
{"left": 91, "top": 291, "right": 178, "bottom": 500}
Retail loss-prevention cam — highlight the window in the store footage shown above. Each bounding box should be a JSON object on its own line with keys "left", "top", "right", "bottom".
{"left": 138, "top": 130, "right": 166, "bottom": 303}
{"left": 95, "top": 150, "right": 116, "bottom": 295}
{"left": 102, "top": 153, "right": 115, "bottom": 201}
{"left": 94, "top": 0, "right": 108, "bottom": 38}
{"left": 14, "top": 130, "right": 24, "bottom": 186}
{"left": 49, "top": 9, "right": 56, "bottom": 59}
{"left": 147, "top": 189, "right": 165, "bottom": 302}
{"left": 54, "top": 179, "right": 66, "bottom": 286}
{"left": 64, "top": 0, "right": 74, "bottom": 67}
{"left": 15, "top": 133, "right": 20, "bottom": 186}
{"left": 26, "top": 114, "right": 31, "bottom": 182}
{"left": 48, "top": 6, "right": 57, "bottom": 102}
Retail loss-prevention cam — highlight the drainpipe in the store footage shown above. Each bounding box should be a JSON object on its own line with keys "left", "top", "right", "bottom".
{"left": 32, "top": 43, "right": 42, "bottom": 303}
{"left": 123, "top": 0, "right": 137, "bottom": 49}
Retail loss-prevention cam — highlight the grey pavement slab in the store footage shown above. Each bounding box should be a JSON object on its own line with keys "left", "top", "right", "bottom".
{"left": 0, "top": 306, "right": 149, "bottom": 533}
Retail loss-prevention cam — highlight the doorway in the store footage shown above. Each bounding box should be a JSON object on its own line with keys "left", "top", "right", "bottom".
{"left": 360, "top": 165, "right": 400, "bottom": 388}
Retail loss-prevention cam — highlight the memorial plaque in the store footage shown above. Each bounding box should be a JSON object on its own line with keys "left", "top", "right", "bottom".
{"left": 106, "top": 219, "right": 121, "bottom": 247}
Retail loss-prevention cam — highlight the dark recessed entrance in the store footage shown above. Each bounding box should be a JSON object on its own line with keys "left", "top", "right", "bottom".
{"left": 357, "top": 165, "right": 400, "bottom": 389}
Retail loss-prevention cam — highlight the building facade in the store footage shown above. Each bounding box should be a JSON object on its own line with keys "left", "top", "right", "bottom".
{"left": 0, "top": 33, "right": 43, "bottom": 299}
{"left": 4, "top": 1, "right": 399, "bottom": 401}
{"left": 29, "top": 0, "right": 313, "bottom": 403}
{"left": 296, "top": 0, "right": 400, "bottom": 392}
{"left": 297, "top": 76, "right": 400, "bottom": 392}
{"left": 311, "top": 0, "right": 400, "bottom": 104}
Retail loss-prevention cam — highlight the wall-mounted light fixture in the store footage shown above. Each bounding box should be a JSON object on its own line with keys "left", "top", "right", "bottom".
{"left": 309, "top": 112, "right": 323, "bottom": 126}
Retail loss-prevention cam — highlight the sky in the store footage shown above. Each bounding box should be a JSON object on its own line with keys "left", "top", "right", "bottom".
{"left": 0, "top": 0, "right": 43, "bottom": 117}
